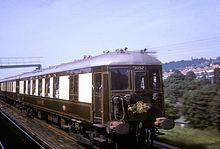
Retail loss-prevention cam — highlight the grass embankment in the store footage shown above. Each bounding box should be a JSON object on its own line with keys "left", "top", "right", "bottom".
{"left": 157, "top": 126, "right": 220, "bottom": 149}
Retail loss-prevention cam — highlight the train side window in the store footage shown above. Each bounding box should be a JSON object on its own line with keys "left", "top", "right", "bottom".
{"left": 9, "top": 82, "right": 11, "bottom": 92}
{"left": 32, "top": 79, "right": 36, "bottom": 95}
{"left": 38, "top": 79, "right": 42, "bottom": 96}
{"left": 135, "top": 72, "right": 146, "bottom": 91}
{"left": 24, "top": 80, "right": 26, "bottom": 94}
{"left": 4, "top": 82, "right": 6, "bottom": 91}
{"left": 69, "top": 76, "right": 74, "bottom": 100}
{"left": 28, "top": 80, "right": 31, "bottom": 94}
{"left": 6, "top": 82, "right": 8, "bottom": 91}
{"left": 8, "top": 82, "right": 10, "bottom": 92}
{"left": 13, "top": 81, "right": 16, "bottom": 93}
{"left": 45, "top": 77, "right": 50, "bottom": 97}
{"left": 11, "top": 82, "right": 13, "bottom": 92}
{"left": 10, "top": 82, "right": 12, "bottom": 92}
{"left": 74, "top": 75, "right": 78, "bottom": 100}
{"left": 7, "top": 82, "right": 9, "bottom": 91}
{"left": 53, "top": 76, "right": 59, "bottom": 98}
{"left": 69, "top": 75, "right": 78, "bottom": 101}
{"left": 111, "top": 69, "right": 129, "bottom": 90}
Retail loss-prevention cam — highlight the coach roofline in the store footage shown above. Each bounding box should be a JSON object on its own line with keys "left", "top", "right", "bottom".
{"left": 0, "top": 51, "right": 161, "bottom": 81}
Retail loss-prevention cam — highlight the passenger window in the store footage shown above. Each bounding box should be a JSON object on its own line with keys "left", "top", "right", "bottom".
{"left": 38, "top": 79, "right": 42, "bottom": 96}
{"left": 32, "top": 79, "right": 36, "bottom": 95}
{"left": 74, "top": 76, "right": 78, "bottom": 100}
{"left": 69, "top": 75, "right": 78, "bottom": 100}
{"left": 135, "top": 72, "right": 146, "bottom": 91}
{"left": 24, "top": 80, "right": 26, "bottom": 94}
{"left": 53, "top": 76, "right": 59, "bottom": 98}
{"left": 28, "top": 80, "right": 31, "bottom": 94}
{"left": 111, "top": 69, "right": 129, "bottom": 90}
{"left": 45, "top": 77, "right": 50, "bottom": 97}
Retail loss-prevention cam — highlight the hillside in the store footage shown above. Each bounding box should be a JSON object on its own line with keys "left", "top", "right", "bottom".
{"left": 163, "top": 57, "right": 220, "bottom": 72}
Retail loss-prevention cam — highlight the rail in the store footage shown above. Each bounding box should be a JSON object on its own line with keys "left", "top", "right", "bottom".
{"left": 153, "top": 140, "right": 182, "bottom": 149}
{"left": 0, "top": 108, "right": 51, "bottom": 149}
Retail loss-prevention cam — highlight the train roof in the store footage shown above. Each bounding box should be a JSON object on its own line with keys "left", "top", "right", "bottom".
{"left": 0, "top": 50, "right": 161, "bottom": 81}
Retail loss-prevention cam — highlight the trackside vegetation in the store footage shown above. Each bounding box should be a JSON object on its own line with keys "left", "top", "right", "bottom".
{"left": 161, "top": 68, "right": 220, "bottom": 148}
{"left": 164, "top": 68, "right": 220, "bottom": 131}
{"left": 157, "top": 126, "right": 220, "bottom": 149}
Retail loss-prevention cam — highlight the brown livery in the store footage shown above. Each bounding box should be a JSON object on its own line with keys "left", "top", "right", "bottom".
{"left": 0, "top": 49, "right": 174, "bottom": 148}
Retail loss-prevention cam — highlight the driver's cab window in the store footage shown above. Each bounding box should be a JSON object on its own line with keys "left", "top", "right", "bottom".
{"left": 135, "top": 72, "right": 146, "bottom": 91}
{"left": 149, "top": 70, "right": 161, "bottom": 89}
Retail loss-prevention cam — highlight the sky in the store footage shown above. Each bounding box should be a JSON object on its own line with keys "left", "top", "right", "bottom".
{"left": 0, "top": 0, "right": 220, "bottom": 78}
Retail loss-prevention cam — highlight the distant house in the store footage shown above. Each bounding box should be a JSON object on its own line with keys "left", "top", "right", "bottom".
{"left": 163, "top": 64, "right": 220, "bottom": 80}
{"left": 175, "top": 116, "right": 189, "bottom": 127}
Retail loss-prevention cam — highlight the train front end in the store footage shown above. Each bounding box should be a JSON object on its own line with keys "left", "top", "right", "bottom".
{"left": 107, "top": 62, "right": 174, "bottom": 142}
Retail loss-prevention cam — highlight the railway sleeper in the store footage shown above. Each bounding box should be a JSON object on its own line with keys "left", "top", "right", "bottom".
{"left": 70, "top": 132, "right": 91, "bottom": 146}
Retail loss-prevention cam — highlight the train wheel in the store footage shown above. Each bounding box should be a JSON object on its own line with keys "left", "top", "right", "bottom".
{"left": 135, "top": 122, "right": 144, "bottom": 143}
{"left": 145, "top": 128, "right": 154, "bottom": 148}
{"left": 136, "top": 122, "right": 154, "bottom": 148}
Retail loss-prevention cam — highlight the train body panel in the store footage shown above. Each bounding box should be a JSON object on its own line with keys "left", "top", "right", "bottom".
{"left": 0, "top": 50, "right": 174, "bottom": 147}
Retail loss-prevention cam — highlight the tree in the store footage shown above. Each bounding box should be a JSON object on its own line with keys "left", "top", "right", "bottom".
{"left": 167, "top": 70, "right": 185, "bottom": 83}
{"left": 185, "top": 71, "right": 196, "bottom": 81}
{"left": 182, "top": 85, "right": 216, "bottom": 129}
{"left": 163, "top": 70, "right": 186, "bottom": 120}
{"left": 164, "top": 99, "right": 180, "bottom": 119}
{"left": 164, "top": 69, "right": 220, "bottom": 131}
{"left": 214, "top": 68, "right": 220, "bottom": 85}
{"left": 210, "top": 89, "right": 220, "bottom": 131}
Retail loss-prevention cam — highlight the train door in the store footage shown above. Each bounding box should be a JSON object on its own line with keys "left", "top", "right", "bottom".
{"left": 93, "top": 73, "right": 109, "bottom": 124}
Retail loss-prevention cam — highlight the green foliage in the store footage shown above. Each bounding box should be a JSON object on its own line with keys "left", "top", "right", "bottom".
{"left": 158, "top": 126, "right": 220, "bottom": 149}
{"left": 183, "top": 88, "right": 213, "bottom": 129}
{"left": 209, "top": 89, "right": 220, "bottom": 131}
{"left": 164, "top": 70, "right": 220, "bottom": 131}
{"left": 185, "top": 71, "right": 196, "bottom": 81}
{"left": 214, "top": 68, "right": 220, "bottom": 84}
{"left": 167, "top": 70, "right": 185, "bottom": 83}
{"left": 164, "top": 71, "right": 186, "bottom": 119}
{"left": 164, "top": 100, "right": 180, "bottom": 119}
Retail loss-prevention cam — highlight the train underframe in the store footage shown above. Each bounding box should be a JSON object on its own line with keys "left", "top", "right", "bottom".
{"left": 0, "top": 93, "right": 173, "bottom": 149}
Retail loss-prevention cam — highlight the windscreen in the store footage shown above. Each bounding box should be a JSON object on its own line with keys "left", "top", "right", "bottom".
{"left": 111, "top": 68, "right": 129, "bottom": 90}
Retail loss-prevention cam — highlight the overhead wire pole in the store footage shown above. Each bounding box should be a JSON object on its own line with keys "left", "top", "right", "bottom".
{"left": 0, "top": 57, "right": 42, "bottom": 69}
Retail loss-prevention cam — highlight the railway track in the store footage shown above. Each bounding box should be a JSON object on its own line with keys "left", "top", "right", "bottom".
{"left": 0, "top": 107, "right": 50, "bottom": 149}
{"left": 0, "top": 100, "right": 85, "bottom": 149}
{"left": 0, "top": 99, "right": 180, "bottom": 149}
{"left": 153, "top": 140, "right": 181, "bottom": 149}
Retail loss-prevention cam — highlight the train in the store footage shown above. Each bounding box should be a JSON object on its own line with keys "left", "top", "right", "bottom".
{"left": 0, "top": 49, "right": 174, "bottom": 148}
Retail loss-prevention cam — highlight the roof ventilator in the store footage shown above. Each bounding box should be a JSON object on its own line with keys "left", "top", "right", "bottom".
{"left": 140, "top": 48, "right": 148, "bottom": 53}
{"left": 103, "top": 50, "right": 110, "bottom": 54}
{"left": 83, "top": 55, "right": 92, "bottom": 59}
{"left": 115, "top": 47, "right": 128, "bottom": 53}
